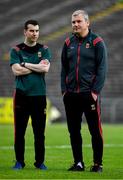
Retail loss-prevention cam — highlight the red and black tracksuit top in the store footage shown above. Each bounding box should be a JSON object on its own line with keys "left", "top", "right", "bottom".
{"left": 61, "top": 29, "right": 107, "bottom": 95}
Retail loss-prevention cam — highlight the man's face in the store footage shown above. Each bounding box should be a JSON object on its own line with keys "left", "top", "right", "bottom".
{"left": 24, "top": 24, "right": 39, "bottom": 43}
{"left": 72, "top": 14, "right": 89, "bottom": 36}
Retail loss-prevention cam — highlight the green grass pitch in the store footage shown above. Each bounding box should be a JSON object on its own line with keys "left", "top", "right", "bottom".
{"left": 0, "top": 123, "right": 123, "bottom": 179}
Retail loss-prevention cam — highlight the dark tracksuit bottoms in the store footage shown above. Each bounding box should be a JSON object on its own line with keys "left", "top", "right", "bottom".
{"left": 63, "top": 92, "right": 103, "bottom": 165}
{"left": 13, "top": 89, "right": 46, "bottom": 167}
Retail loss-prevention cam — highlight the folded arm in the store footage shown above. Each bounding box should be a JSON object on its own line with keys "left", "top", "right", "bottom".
{"left": 24, "top": 59, "right": 50, "bottom": 73}
{"left": 11, "top": 63, "right": 32, "bottom": 76}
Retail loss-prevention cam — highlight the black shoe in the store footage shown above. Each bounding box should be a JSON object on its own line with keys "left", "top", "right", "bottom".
{"left": 68, "top": 162, "right": 85, "bottom": 171}
{"left": 90, "top": 164, "right": 103, "bottom": 172}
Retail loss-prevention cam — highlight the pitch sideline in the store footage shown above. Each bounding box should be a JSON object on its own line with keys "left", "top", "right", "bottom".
{"left": 1, "top": 144, "right": 123, "bottom": 150}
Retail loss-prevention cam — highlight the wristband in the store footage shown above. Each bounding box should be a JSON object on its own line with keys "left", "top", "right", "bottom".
{"left": 21, "top": 62, "right": 25, "bottom": 67}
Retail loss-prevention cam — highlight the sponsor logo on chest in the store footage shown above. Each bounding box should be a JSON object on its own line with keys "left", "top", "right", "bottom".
{"left": 38, "top": 51, "right": 42, "bottom": 58}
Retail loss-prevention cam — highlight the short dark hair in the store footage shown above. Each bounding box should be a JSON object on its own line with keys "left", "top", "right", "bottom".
{"left": 72, "top": 10, "right": 89, "bottom": 21}
{"left": 24, "top": 20, "right": 39, "bottom": 30}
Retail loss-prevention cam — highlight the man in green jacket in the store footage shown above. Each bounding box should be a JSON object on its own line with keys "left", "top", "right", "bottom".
{"left": 61, "top": 10, "right": 107, "bottom": 172}
{"left": 10, "top": 20, "right": 51, "bottom": 170}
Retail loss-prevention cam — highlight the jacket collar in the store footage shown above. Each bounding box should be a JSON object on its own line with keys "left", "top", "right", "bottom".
{"left": 73, "top": 29, "right": 92, "bottom": 42}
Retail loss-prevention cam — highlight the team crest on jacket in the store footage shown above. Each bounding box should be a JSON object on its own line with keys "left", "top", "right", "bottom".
{"left": 91, "top": 104, "right": 96, "bottom": 111}
{"left": 86, "top": 43, "right": 90, "bottom": 48}
{"left": 38, "top": 52, "right": 42, "bottom": 57}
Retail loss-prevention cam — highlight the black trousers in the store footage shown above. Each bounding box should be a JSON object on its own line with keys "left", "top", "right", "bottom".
{"left": 63, "top": 92, "right": 103, "bottom": 165}
{"left": 13, "top": 89, "right": 46, "bottom": 167}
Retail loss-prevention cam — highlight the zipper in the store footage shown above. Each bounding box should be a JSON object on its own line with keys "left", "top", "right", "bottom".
{"left": 76, "top": 42, "right": 81, "bottom": 92}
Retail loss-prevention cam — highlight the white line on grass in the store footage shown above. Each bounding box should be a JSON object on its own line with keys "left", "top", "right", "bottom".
{"left": 1, "top": 144, "right": 123, "bottom": 150}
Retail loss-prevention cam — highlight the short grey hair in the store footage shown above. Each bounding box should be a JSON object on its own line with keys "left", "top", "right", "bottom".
{"left": 72, "top": 10, "right": 89, "bottom": 21}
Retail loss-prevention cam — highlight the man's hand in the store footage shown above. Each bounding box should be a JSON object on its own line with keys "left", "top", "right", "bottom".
{"left": 91, "top": 92, "right": 98, "bottom": 101}
{"left": 40, "top": 59, "right": 49, "bottom": 65}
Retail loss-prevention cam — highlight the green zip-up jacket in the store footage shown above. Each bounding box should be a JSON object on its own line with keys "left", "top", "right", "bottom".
{"left": 61, "top": 29, "right": 107, "bottom": 94}
{"left": 10, "top": 43, "right": 51, "bottom": 96}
